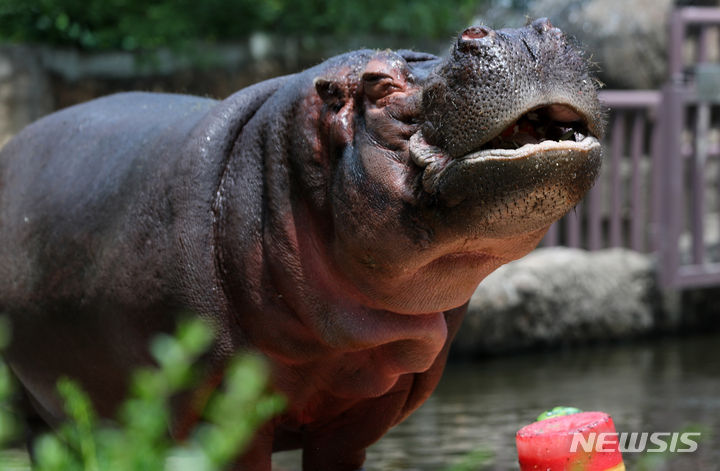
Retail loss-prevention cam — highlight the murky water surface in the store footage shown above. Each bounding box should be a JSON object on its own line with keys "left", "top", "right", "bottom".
{"left": 275, "top": 333, "right": 720, "bottom": 470}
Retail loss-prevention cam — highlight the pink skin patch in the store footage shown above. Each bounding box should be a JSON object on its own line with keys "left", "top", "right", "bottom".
{"left": 461, "top": 26, "right": 492, "bottom": 40}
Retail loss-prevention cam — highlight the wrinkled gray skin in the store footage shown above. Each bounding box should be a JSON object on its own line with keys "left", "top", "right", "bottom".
{"left": 0, "top": 19, "right": 602, "bottom": 470}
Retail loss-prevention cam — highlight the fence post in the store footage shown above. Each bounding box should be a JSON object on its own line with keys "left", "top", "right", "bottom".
{"left": 659, "top": 83, "right": 684, "bottom": 289}
{"left": 668, "top": 9, "right": 685, "bottom": 83}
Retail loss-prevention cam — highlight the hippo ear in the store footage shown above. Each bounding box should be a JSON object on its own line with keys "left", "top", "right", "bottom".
{"left": 314, "top": 77, "right": 355, "bottom": 147}
{"left": 314, "top": 78, "right": 349, "bottom": 111}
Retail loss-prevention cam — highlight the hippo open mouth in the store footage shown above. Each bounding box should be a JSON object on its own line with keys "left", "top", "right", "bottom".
{"left": 399, "top": 18, "right": 604, "bottom": 234}
{"left": 478, "top": 104, "right": 593, "bottom": 151}
{"left": 409, "top": 103, "right": 601, "bottom": 199}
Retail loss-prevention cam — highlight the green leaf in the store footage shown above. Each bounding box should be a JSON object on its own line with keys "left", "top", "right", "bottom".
{"left": 56, "top": 378, "right": 99, "bottom": 471}
{"left": 537, "top": 406, "right": 584, "bottom": 421}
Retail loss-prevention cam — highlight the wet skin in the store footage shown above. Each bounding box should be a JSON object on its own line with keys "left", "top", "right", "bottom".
{"left": 0, "top": 19, "right": 603, "bottom": 470}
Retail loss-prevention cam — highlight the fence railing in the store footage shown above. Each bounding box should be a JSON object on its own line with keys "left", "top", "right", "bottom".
{"left": 542, "top": 90, "right": 662, "bottom": 254}
{"left": 660, "top": 8, "right": 720, "bottom": 288}
{"left": 544, "top": 7, "right": 720, "bottom": 290}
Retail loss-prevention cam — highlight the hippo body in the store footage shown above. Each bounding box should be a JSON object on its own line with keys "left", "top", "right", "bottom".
{"left": 0, "top": 20, "right": 603, "bottom": 470}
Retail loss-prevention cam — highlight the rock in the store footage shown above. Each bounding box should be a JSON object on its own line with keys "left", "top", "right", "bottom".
{"left": 453, "top": 247, "right": 663, "bottom": 356}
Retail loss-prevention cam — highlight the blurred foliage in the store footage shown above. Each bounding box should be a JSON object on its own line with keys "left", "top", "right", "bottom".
{"left": 536, "top": 405, "right": 583, "bottom": 421}
{"left": 0, "top": 316, "right": 285, "bottom": 470}
{"left": 0, "top": 317, "right": 18, "bottom": 447}
{"left": 0, "top": 0, "right": 488, "bottom": 51}
{"left": 445, "top": 448, "right": 494, "bottom": 471}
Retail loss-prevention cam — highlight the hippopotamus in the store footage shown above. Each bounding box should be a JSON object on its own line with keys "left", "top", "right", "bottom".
{"left": 0, "top": 19, "right": 603, "bottom": 470}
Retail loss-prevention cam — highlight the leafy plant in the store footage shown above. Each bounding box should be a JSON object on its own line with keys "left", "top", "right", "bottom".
{"left": 0, "top": 317, "right": 18, "bottom": 448}
{"left": 444, "top": 448, "right": 494, "bottom": 471}
{"left": 0, "top": 316, "right": 285, "bottom": 471}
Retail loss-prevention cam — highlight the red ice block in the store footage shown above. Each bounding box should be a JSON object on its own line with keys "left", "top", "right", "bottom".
{"left": 516, "top": 411, "right": 625, "bottom": 471}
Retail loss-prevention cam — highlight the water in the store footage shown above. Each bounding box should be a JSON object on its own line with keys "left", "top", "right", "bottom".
{"left": 275, "top": 333, "right": 720, "bottom": 470}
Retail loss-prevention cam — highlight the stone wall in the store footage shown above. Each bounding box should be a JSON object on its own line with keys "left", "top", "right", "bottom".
{"left": 0, "top": 34, "right": 448, "bottom": 148}
{"left": 0, "top": 45, "right": 53, "bottom": 148}
{"left": 0, "top": 38, "right": 312, "bottom": 146}
{"left": 452, "top": 247, "right": 720, "bottom": 358}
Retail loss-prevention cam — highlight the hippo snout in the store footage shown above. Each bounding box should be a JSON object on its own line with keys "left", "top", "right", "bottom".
{"left": 421, "top": 19, "right": 603, "bottom": 160}
{"left": 406, "top": 19, "right": 604, "bottom": 236}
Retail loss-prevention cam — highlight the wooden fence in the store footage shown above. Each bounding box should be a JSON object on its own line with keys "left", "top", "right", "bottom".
{"left": 544, "top": 7, "right": 720, "bottom": 289}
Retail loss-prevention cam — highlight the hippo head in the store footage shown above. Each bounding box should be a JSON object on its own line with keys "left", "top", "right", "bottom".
{"left": 304, "top": 18, "right": 603, "bottom": 315}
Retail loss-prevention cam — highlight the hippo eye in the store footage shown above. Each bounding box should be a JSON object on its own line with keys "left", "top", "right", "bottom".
{"left": 362, "top": 72, "right": 402, "bottom": 103}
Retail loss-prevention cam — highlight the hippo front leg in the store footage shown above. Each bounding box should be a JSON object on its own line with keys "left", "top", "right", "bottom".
{"left": 229, "top": 422, "right": 274, "bottom": 471}
{"left": 302, "top": 441, "right": 366, "bottom": 471}
{"left": 297, "top": 381, "right": 419, "bottom": 471}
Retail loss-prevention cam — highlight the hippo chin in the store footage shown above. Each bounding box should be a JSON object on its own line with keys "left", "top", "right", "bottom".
{"left": 0, "top": 18, "right": 603, "bottom": 470}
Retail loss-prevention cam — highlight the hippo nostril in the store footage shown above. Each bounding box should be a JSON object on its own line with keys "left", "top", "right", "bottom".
{"left": 461, "top": 26, "right": 492, "bottom": 40}
{"left": 458, "top": 26, "right": 495, "bottom": 53}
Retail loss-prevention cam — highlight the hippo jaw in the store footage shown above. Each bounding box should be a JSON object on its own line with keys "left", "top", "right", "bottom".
{"left": 410, "top": 102, "right": 599, "bottom": 191}
{"left": 411, "top": 125, "right": 600, "bottom": 195}
{"left": 408, "top": 102, "right": 602, "bottom": 237}
{"left": 406, "top": 18, "right": 604, "bottom": 238}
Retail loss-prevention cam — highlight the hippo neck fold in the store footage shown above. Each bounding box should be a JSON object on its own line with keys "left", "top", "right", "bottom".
{"left": 214, "top": 66, "right": 454, "bottom": 411}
